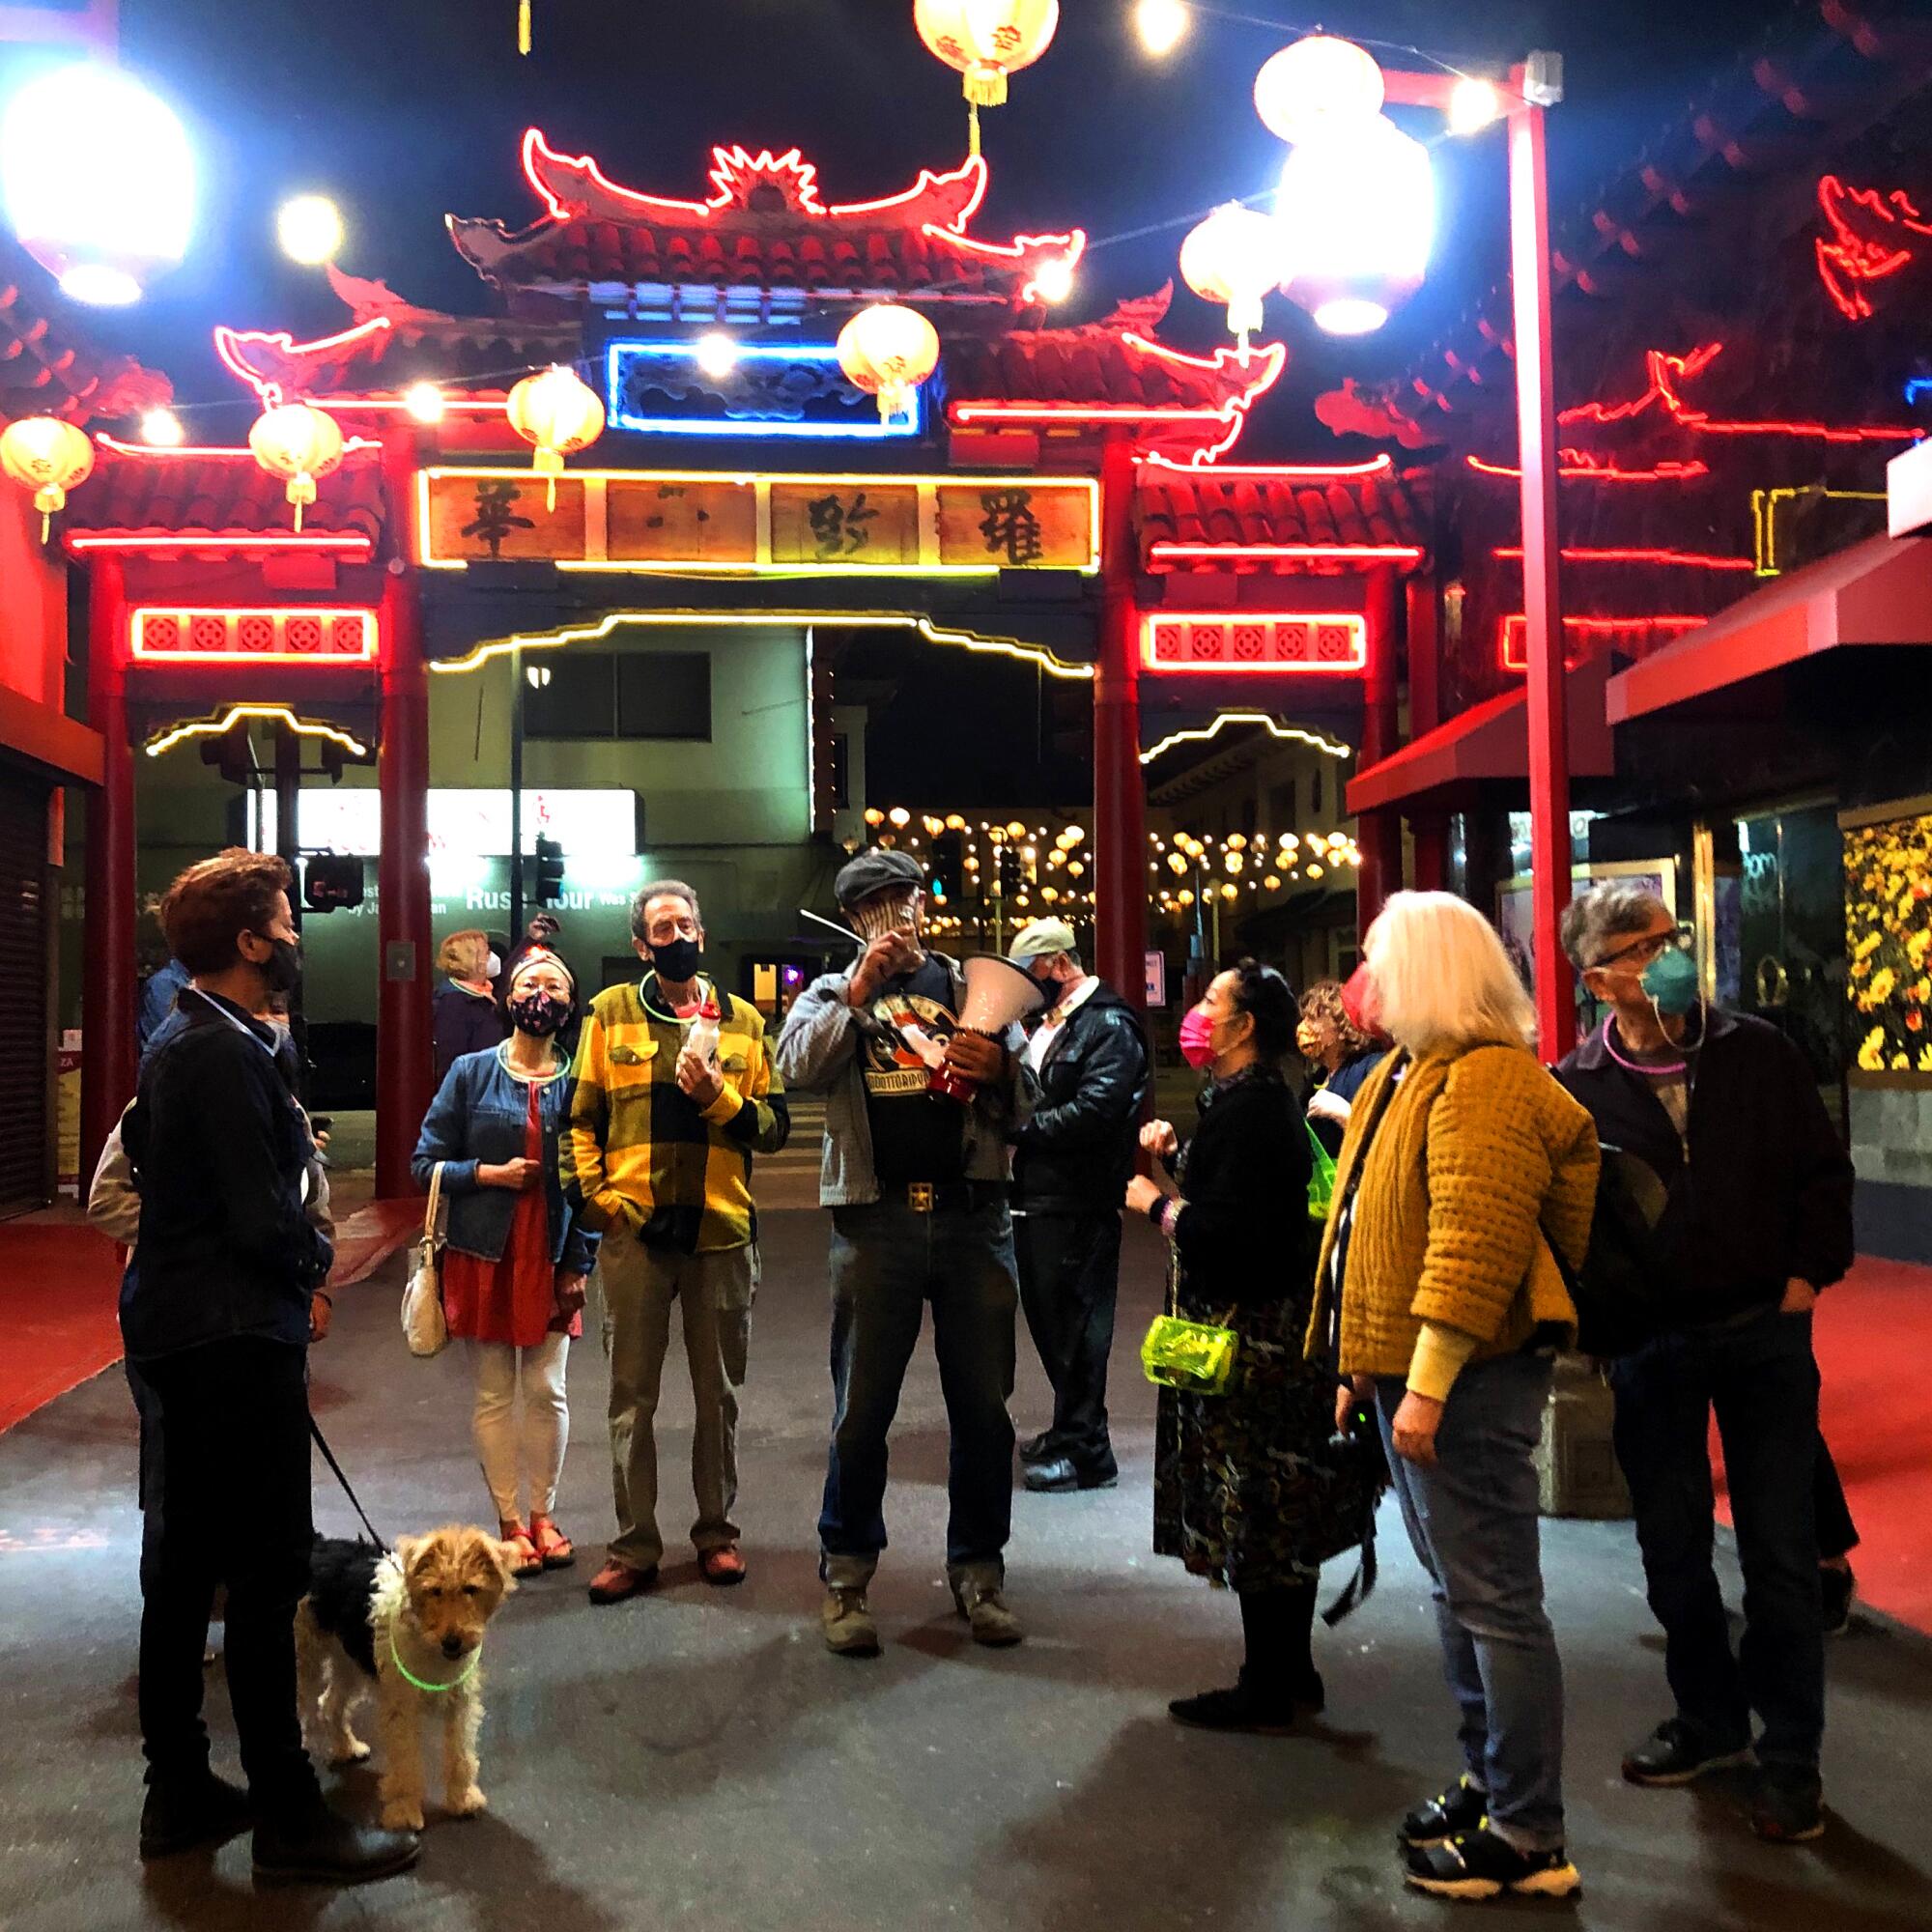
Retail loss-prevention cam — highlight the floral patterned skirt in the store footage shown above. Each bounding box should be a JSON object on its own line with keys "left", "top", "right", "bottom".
{"left": 1152, "top": 1271, "right": 1371, "bottom": 1591}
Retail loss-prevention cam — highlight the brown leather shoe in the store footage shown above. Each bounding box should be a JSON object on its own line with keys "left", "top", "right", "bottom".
{"left": 699, "top": 1545, "right": 747, "bottom": 1586}
{"left": 587, "top": 1559, "right": 657, "bottom": 1605}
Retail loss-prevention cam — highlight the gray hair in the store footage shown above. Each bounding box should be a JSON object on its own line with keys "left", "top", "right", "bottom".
{"left": 1560, "top": 882, "right": 1670, "bottom": 971}
{"left": 631, "top": 878, "right": 701, "bottom": 942}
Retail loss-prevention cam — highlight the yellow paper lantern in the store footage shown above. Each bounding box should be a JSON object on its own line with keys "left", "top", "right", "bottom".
{"left": 505, "top": 365, "right": 605, "bottom": 510}
{"left": 247, "top": 404, "right": 344, "bottom": 533}
{"left": 1, "top": 414, "right": 94, "bottom": 540}
{"left": 837, "top": 304, "right": 941, "bottom": 424}
{"left": 915, "top": 0, "right": 1060, "bottom": 108}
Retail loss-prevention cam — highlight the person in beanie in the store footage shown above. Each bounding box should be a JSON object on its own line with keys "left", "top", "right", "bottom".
{"left": 775, "top": 849, "right": 1037, "bottom": 1657}
{"left": 1006, "top": 917, "right": 1151, "bottom": 1492}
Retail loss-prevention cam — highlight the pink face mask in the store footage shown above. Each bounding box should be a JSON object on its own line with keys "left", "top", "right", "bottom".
{"left": 1179, "top": 1002, "right": 1217, "bottom": 1069}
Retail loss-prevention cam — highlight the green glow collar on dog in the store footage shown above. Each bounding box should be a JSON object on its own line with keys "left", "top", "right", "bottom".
{"left": 388, "top": 1632, "right": 480, "bottom": 1695}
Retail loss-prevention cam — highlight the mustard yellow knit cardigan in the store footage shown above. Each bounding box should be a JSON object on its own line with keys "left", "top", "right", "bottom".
{"left": 1308, "top": 1042, "right": 1601, "bottom": 1379}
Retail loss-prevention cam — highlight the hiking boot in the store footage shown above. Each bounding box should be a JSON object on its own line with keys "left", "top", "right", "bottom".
{"left": 252, "top": 1801, "right": 420, "bottom": 1885}
{"left": 952, "top": 1581, "right": 1023, "bottom": 1647}
{"left": 139, "top": 1770, "right": 252, "bottom": 1860}
{"left": 1821, "top": 1562, "right": 1856, "bottom": 1637}
{"left": 1400, "top": 1774, "right": 1489, "bottom": 1849}
{"left": 1405, "top": 1824, "right": 1581, "bottom": 1901}
{"left": 821, "top": 1585, "right": 881, "bottom": 1658}
{"left": 1622, "top": 1716, "right": 1752, "bottom": 1786}
{"left": 699, "top": 1545, "right": 747, "bottom": 1586}
{"left": 1751, "top": 1766, "right": 1825, "bottom": 1844}
{"left": 587, "top": 1560, "right": 657, "bottom": 1605}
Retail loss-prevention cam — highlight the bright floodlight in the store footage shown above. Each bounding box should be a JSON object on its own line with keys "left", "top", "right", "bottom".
{"left": 0, "top": 63, "right": 195, "bottom": 305}
{"left": 403, "top": 382, "right": 445, "bottom": 424}
{"left": 695, "top": 332, "right": 739, "bottom": 380}
{"left": 277, "top": 194, "right": 343, "bottom": 266}
{"left": 1448, "top": 76, "right": 1503, "bottom": 136}
{"left": 1032, "top": 254, "right": 1075, "bottom": 304}
{"left": 1134, "top": 0, "right": 1188, "bottom": 57}
{"left": 1278, "top": 113, "right": 1435, "bottom": 335}
{"left": 140, "top": 408, "right": 185, "bottom": 446}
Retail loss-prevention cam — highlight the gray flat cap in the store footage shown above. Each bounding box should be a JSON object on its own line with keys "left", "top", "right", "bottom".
{"left": 835, "top": 846, "right": 926, "bottom": 910}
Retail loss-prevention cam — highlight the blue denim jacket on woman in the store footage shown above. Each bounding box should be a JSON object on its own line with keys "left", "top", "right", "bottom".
{"left": 412, "top": 1043, "right": 598, "bottom": 1273}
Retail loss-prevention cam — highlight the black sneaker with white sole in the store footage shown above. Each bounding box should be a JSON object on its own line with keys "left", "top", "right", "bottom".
{"left": 1751, "top": 1766, "right": 1826, "bottom": 1844}
{"left": 1404, "top": 1824, "right": 1581, "bottom": 1901}
{"left": 1621, "top": 1716, "right": 1753, "bottom": 1787}
{"left": 1400, "top": 1775, "right": 1489, "bottom": 1849}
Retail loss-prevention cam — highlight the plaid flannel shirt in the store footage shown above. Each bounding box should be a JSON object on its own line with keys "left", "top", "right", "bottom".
{"left": 562, "top": 977, "right": 789, "bottom": 1255}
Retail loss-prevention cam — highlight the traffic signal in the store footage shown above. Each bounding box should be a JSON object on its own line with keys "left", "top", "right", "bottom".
{"left": 929, "top": 832, "right": 963, "bottom": 903}
{"left": 199, "top": 722, "right": 252, "bottom": 785}
{"left": 533, "top": 836, "right": 566, "bottom": 907}
{"left": 998, "top": 844, "right": 1023, "bottom": 899}
{"left": 302, "top": 854, "right": 364, "bottom": 914}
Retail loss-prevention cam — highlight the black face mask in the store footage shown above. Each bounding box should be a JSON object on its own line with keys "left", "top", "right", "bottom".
{"left": 651, "top": 936, "right": 702, "bottom": 983}
{"left": 1031, "top": 969, "right": 1066, "bottom": 1009}
{"left": 508, "top": 990, "right": 571, "bottom": 1038}
{"left": 256, "top": 934, "right": 302, "bottom": 996}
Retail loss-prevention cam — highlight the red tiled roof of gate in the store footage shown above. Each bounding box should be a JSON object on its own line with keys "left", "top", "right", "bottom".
{"left": 1136, "top": 458, "right": 1428, "bottom": 574}
{"left": 0, "top": 236, "right": 171, "bottom": 425}
{"left": 62, "top": 439, "right": 388, "bottom": 554}
{"left": 447, "top": 130, "right": 1082, "bottom": 303}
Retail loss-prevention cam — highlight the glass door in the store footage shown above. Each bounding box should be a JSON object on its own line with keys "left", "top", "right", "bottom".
{"left": 1736, "top": 805, "right": 1849, "bottom": 1134}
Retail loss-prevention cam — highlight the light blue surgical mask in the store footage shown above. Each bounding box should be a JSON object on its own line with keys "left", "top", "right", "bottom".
{"left": 1641, "top": 946, "right": 1701, "bottom": 1018}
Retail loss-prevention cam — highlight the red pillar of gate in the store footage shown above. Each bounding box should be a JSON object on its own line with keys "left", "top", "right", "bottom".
{"left": 376, "top": 562, "right": 435, "bottom": 1200}
{"left": 1355, "top": 566, "right": 1403, "bottom": 937}
{"left": 79, "top": 557, "right": 135, "bottom": 1184}
{"left": 1405, "top": 576, "right": 1449, "bottom": 892}
{"left": 1094, "top": 433, "right": 1147, "bottom": 1009}
{"left": 1510, "top": 94, "right": 1577, "bottom": 1059}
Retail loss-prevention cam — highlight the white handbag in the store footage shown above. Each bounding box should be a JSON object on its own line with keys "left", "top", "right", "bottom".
{"left": 401, "top": 1161, "right": 450, "bottom": 1358}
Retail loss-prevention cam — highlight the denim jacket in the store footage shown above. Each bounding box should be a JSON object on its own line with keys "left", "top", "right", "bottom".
{"left": 412, "top": 1045, "right": 598, "bottom": 1273}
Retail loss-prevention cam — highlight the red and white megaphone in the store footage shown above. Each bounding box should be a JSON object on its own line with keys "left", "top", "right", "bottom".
{"left": 928, "top": 954, "right": 1047, "bottom": 1105}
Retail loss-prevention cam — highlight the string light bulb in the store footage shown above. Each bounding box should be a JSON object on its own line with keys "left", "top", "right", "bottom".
{"left": 1134, "top": 0, "right": 1188, "bottom": 57}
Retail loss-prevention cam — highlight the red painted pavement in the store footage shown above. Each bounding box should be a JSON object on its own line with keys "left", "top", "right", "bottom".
{"left": 0, "top": 1199, "right": 421, "bottom": 1435}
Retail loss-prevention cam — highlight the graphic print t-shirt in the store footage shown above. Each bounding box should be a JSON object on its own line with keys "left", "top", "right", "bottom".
{"left": 859, "top": 954, "right": 967, "bottom": 1186}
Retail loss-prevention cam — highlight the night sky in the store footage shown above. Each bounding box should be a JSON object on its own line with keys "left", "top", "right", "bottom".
{"left": 21, "top": 0, "right": 1793, "bottom": 452}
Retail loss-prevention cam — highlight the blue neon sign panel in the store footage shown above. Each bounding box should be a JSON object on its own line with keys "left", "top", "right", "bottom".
{"left": 605, "top": 339, "right": 923, "bottom": 440}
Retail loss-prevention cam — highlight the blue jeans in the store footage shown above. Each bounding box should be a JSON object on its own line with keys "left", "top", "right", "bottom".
{"left": 1609, "top": 1307, "right": 1823, "bottom": 1769}
{"left": 818, "top": 1200, "right": 1018, "bottom": 1591}
{"left": 1377, "top": 1353, "right": 1566, "bottom": 1853}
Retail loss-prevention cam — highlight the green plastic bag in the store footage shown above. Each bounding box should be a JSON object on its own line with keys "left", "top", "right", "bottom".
{"left": 1141, "top": 1314, "right": 1238, "bottom": 1396}
{"left": 1306, "top": 1121, "right": 1338, "bottom": 1222}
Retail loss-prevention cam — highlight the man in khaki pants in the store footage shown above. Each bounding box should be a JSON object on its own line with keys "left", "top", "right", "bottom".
{"left": 562, "top": 881, "right": 788, "bottom": 1603}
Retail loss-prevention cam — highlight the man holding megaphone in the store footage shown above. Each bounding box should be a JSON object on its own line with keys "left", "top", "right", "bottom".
{"left": 776, "top": 848, "right": 1040, "bottom": 1660}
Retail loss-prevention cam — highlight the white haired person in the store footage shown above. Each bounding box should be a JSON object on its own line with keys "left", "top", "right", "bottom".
{"left": 414, "top": 945, "right": 598, "bottom": 1578}
{"left": 1310, "top": 893, "right": 1598, "bottom": 1902}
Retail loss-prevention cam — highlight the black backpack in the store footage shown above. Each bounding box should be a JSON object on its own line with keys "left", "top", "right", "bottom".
{"left": 1548, "top": 1147, "right": 1676, "bottom": 1359}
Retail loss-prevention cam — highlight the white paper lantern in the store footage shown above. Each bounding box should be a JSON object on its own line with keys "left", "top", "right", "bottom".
{"left": 0, "top": 63, "right": 194, "bottom": 306}
{"left": 1277, "top": 114, "right": 1435, "bottom": 335}
{"left": 248, "top": 404, "right": 345, "bottom": 531}
{"left": 1179, "top": 203, "right": 1289, "bottom": 343}
{"left": 1254, "top": 35, "right": 1384, "bottom": 147}
{"left": 838, "top": 304, "right": 941, "bottom": 423}
{"left": 505, "top": 365, "right": 605, "bottom": 509}
{"left": 0, "top": 414, "right": 94, "bottom": 539}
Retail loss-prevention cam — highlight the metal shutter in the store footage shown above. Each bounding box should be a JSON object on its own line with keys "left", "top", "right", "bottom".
{"left": 0, "top": 773, "right": 51, "bottom": 1218}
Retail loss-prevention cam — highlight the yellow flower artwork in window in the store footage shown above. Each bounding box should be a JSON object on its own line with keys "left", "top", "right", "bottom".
{"left": 1844, "top": 810, "right": 1932, "bottom": 1075}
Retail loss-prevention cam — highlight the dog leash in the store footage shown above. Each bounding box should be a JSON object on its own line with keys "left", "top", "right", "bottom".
{"left": 308, "top": 1416, "right": 389, "bottom": 1557}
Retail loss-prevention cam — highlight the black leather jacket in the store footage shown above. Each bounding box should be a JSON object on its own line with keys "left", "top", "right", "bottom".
{"left": 1010, "top": 981, "right": 1152, "bottom": 1214}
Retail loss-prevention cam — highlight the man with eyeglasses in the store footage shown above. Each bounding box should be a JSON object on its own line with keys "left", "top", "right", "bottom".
{"left": 1555, "top": 883, "right": 1854, "bottom": 1847}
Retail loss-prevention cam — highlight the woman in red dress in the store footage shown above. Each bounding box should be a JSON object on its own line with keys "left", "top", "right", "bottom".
{"left": 414, "top": 948, "right": 598, "bottom": 1577}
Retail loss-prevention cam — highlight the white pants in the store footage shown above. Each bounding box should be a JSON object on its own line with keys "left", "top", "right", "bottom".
{"left": 469, "top": 1335, "right": 570, "bottom": 1524}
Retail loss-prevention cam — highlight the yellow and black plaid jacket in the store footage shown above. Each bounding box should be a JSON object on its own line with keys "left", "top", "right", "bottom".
{"left": 561, "top": 976, "right": 789, "bottom": 1254}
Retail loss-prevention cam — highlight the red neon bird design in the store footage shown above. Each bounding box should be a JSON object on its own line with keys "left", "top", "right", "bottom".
{"left": 1814, "top": 175, "right": 1932, "bottom": 323}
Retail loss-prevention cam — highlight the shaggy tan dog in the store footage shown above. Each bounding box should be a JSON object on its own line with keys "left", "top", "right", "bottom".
{"left": 296, "top": 1526, "right": 517, "bottom": 1831}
